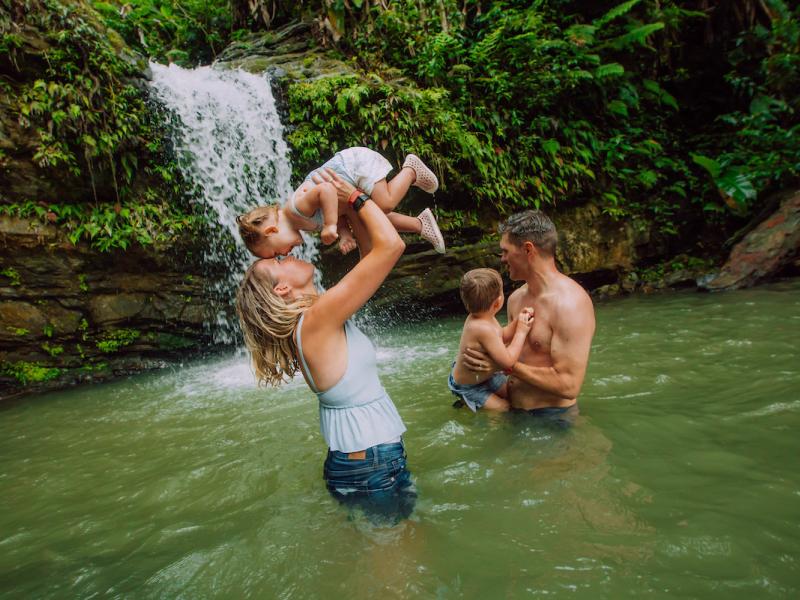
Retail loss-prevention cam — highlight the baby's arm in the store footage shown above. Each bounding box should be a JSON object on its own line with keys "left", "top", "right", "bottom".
{"left": 476, "top": 308, "right": 534, "bottom": 370}
{"left": 294, "top": 181, "right": 340, "bottom": 244}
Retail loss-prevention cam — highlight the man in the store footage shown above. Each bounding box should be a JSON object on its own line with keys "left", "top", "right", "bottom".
{"left": 464, "top": 210, "right": 595, "bottom": 427}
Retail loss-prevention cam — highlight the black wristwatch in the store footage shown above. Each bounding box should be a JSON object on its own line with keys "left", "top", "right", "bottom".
{"left": 351, "top": 193, "right": 370, "bottom": 212}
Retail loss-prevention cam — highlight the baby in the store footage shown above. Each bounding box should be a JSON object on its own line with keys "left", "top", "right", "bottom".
{"left": 449, "top": 268, "right": 534, "bottom": 412}
{"left": 237, "top": 146, "right": 445, "bottom": 258}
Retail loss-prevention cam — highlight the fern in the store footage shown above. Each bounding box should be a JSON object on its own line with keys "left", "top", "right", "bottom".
{"left": 594, "top": 0, "right": 643, "bottom": 29}
{"left": 607, "top": 23, "right": 665, "bottom": 50}
{"left": 595, "top": 62, "right": 626, "bottom": 78}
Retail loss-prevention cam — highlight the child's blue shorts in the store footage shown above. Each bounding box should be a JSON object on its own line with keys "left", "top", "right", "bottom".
{"left": 447, "top": 364, "right": 507, "bottom": 412}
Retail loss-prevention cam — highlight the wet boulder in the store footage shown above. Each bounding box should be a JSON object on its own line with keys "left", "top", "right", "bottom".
{"left": 701, "top": 190, "right": 800, "bottom": 291}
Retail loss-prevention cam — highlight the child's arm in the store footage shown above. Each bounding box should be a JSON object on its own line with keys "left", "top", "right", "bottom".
{"left": 476, "top": 308, "right": 534, "bottom": 370}
{"left": 500, "top": 317, "right": 518, "bottom": 344}
{"left": 293, "top": 181, "right": 340, "bottom": 244}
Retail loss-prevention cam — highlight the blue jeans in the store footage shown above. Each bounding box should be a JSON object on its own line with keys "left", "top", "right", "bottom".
{"left": 323, "top": 441, "right": 416, "bottom": 524}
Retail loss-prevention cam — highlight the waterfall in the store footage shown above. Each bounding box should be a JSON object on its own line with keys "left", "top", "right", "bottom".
{"left": 148, "top": 62, "right": 319, "bottom": 344}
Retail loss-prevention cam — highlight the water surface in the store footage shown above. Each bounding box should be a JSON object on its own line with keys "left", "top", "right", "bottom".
{"left": 2, "top": 282, "right": 799, "bottom": 598}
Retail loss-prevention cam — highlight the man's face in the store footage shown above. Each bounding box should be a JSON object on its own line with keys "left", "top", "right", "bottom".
{"left": 500, "top": 233, "right": 528, "bottom": 281}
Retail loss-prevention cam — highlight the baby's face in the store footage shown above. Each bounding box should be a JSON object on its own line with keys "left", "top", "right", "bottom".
{"left": 251, "top": 209, "right": 303, "bottom": 259}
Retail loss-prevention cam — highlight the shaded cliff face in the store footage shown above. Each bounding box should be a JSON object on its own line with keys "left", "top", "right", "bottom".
{"left": 0, "top": 217, "right": 216, "bottom": 400}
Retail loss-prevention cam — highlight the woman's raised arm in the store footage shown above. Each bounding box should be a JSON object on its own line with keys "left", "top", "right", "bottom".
{"left": 305, "top": 170, "right": 404, "bottom": 332}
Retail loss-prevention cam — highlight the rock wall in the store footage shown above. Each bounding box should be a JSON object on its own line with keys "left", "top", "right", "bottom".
{"left": 0, "top": 216, "right": 215, "bottom": 400}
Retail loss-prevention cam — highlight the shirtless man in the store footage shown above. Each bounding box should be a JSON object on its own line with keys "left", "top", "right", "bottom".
{"left": 464, "top": 210, "right": 595, "bottom": 427}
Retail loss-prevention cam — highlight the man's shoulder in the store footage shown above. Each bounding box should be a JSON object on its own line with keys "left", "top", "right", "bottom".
{"left": 553, "top": 275, "right": 595, "bottom": 328}
{"left": 507, "top": 284, "right": 529, "bottom": 305}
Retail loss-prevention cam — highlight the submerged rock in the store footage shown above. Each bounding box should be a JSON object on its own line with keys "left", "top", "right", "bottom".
{"left": 701, "top": 190, "right": 800, "bottom": 291}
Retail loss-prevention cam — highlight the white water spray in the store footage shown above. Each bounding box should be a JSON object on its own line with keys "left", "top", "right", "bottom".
{"left": 148, "top": 62, "right": 319, "bottom": 343}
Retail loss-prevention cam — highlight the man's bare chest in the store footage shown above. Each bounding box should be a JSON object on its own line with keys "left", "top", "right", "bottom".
{"left": 512, "top": 297, "right": 554, "bottom": 355}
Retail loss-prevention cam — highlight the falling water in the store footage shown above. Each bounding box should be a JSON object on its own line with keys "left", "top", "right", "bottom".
{"left": 148, "top": 62, "right": 319, "bottom": 343}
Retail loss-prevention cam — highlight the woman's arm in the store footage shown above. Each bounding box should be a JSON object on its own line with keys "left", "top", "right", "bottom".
{"left": 305, "top": 170, "right": 404, "bottom": 331}
{"left": 309, "top": 170, "right": 372, "bottom": 256}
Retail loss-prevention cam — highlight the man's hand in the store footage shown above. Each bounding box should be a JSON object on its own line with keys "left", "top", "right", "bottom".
{"left": 462, "top": 347, "right": 498, "bottom": 375}
{"left": 311, "top": 168, "right": 357, "bottom": 205}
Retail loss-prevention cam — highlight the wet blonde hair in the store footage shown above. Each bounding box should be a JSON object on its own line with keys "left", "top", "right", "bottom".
{"left": 237, "top": 205, "right": 279, "bottom": 255}
{"left": 236, "top": 260, "right": 316, "bottom": 387}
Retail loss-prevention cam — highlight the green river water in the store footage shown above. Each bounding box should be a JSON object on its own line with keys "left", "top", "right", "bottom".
{"left": 2, "top": 281, "right": 799, "bottom": 598}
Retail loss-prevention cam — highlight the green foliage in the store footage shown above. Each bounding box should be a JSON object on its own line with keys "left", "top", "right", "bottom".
{"left": 96, "top": 328, "right": 140, "bottom": 353}
{"left": 11, "top": 0, "right": 151, "bottom": 197}
{"left": 0, "top": 200, "right": 205, "bottom": 251}
{"left": 2, "top": 361, "right": 62, "bottom": 385}
{"left": 43, "top": 324, "right": 55, "bottom": 338}
{"left": 78, "top": 275, "right": 89, "bottom": 292}
{"left": 92, "top": 0, "right": 242, "bottom": 66}
{"left": 694, "top": 0, "right": 800, "bottom": 212}
{"left": 1, "top": 267, "right": 21, "bottom": 286}
{"left": 41, "top": 342, "right": 64, "bottom": 357}
{"left": 8, "top": 327, "right": 29, "bottom": 336}
{"left": 286, "top": 0, "right": 705, "bottom": 231}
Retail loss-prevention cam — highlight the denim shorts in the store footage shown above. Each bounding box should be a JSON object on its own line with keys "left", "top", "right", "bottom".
{"left": 448, "top": 366, "right": 508, "bottom": 412}
{"left": 323, "top": 440, "right": 416, "bottom": 524}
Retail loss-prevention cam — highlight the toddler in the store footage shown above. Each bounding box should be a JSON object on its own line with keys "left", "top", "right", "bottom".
{"left": 449, "top": 268, "right": 534, "bottom": 412}
{"left": 237, "top": 146, "right": 445, "bottom": 258}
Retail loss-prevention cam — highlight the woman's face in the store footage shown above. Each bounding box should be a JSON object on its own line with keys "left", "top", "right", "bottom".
{"left": 256, "top": 256, "right": 315, "bottom": 296}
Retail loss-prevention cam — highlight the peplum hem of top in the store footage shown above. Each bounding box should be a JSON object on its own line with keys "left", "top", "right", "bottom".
{"left": 320, "top": 393, "right": 406, "bottom": 454}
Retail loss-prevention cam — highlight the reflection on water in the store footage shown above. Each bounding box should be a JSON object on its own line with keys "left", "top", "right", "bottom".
{"left": 1, "top": 281, "right": 799, "bottom": 598}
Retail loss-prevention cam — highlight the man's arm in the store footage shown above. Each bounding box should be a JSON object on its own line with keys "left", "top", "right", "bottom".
{"left": 510, "top": 297, "right": 595, "bottom": 399}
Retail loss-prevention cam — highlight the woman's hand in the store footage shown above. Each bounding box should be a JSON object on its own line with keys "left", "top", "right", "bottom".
{"left": 311, "top": 168, "right": 357, "bottom": 206}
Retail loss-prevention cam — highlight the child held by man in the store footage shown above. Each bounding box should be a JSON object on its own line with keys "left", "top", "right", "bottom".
{"left": 449, "top": 268, "right": 534, "bottom": 412}
{"left": 237, "top": 146, "right": 445, "bottom": 259}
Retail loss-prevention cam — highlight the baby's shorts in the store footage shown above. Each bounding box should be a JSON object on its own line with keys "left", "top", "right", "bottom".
{"left": 305, "top": 147, "right": 393, "bottom": 196}
{"left": 448, "top": 365, "right": 508, "bottom": 412}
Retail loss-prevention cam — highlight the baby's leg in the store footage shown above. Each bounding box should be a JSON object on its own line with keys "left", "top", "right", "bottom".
{"left": 388, "top": 212, "right": 422, "bottom": 234}
{"left": 318, "top": 182, "right": 340, "bottom": 245}
{"left": 482, "top": 393, "right": 511, "bottom": 412}
{"left": 369, "top": 167, "right": 416, "bottom": 212}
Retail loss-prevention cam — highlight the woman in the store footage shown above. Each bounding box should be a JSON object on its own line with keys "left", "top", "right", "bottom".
{"left": 236, "top": 169, "right": 415, "bottom": 523}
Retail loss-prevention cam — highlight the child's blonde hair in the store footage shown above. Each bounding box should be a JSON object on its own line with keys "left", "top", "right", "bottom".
{"left": 237, "top": 205, "right": 278, "bottom": 255}
{"left": 236, "top": 260, "right": 316, "bottom": 387}
{"left": 460, "top": 268, "right": 502, "bottom": 314}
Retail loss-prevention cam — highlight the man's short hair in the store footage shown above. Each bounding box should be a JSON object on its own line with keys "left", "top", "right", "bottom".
{"left": 499, "top": 210, "right": 557, "bottom": 256}
{"left": 460, "top": 268, "right": 502, "bottom": 314}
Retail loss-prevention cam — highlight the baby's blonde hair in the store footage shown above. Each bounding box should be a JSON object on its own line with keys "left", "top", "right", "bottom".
{"left": 236, "top": 260, "right": 316, "bottom": 387}
{"left": 237, "top": 205, "right": 279, "bottom": 255}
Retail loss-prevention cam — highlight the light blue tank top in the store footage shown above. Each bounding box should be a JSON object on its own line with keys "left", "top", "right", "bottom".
{"left": 295, "top": 314, "right": 406, "bottom": 453}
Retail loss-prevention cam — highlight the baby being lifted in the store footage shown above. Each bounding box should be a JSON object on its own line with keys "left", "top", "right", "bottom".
{"left": 237, "top": 146, "right": 445, "bottom": 259}
{"left": 449, "top": 268, "right": 534, "bottom": 412}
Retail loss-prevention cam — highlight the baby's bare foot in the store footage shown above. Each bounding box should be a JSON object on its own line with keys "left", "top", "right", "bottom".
{"left": 321, "top": 224, "right": 339, "bottom": 245}
{"left": 338, "top": 235, "right": 357, "bottom": 254}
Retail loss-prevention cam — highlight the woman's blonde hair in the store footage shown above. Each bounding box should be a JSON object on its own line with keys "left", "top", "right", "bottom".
{"left": 236, "top": 205, "right": 278, "bottom": 255}
{"left": 236, "top": 260, "right": 316, "bottom": 386}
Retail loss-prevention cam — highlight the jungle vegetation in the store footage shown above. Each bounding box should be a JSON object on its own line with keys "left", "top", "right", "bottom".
{"left": 1, "top": 0, "right": 798, "bottom": 251}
